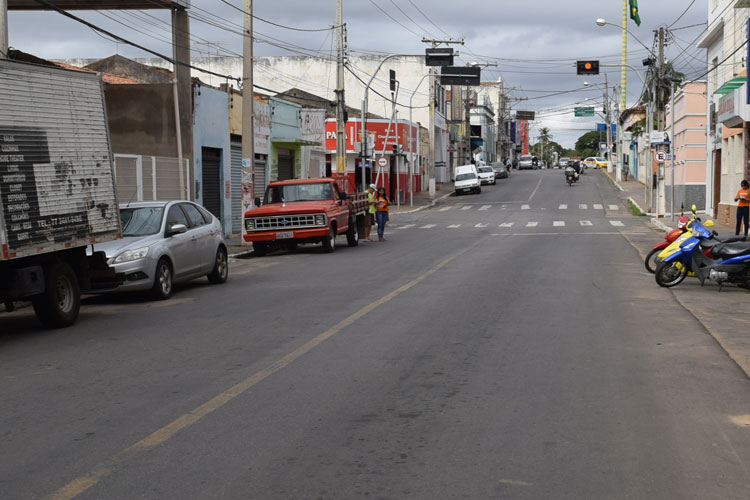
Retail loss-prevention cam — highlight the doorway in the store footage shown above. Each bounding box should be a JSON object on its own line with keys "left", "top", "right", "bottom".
{"left": 201, "top": 147, "right": 222, "bottom": 220}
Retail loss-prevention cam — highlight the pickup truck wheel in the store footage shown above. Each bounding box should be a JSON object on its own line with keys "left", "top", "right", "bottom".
{"left": 32, "top": 261, "right": 80, "bottom": 328}
{"left": 207, "top": 246, "right": 229, "bottom": 284}
{"left": 252, "top": 242, "right": 268, "bottom": 257}
{"left": 346, "top": 220, "right": 359, "bottom": 247}
{"left": 322, "top": 226, "right": 336, "bottom": 253}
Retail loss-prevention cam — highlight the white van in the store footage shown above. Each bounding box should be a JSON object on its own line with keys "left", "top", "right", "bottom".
{"left": 454, "top": 164, "right": 481, "bottom": 195}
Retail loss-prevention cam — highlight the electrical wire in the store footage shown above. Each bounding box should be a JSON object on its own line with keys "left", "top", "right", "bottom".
{"left": 366, "top": 0, "right": 423, "bottom": 38}
{"left": 668, "top": 0, "right": 697, "bottom": 29}
{"left": 219, "top": 0, "right": 341, "bottom": 32}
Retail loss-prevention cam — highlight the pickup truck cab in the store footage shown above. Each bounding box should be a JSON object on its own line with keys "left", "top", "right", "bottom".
{"left": 243, "top": 177, "right": 368, "bottom": 256}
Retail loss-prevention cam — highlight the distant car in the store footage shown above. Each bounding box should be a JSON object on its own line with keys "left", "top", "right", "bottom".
{"left": 490, "top": 161, "right": 510, "bottom": 179}
{"left": 559, "top": 157, "right": 571, "bottom": 168}
{"left": 584, "top": 156, "right": 608, "bottom": 169}
{"left": 454, "top": 164, "right": 481, "bottom": 195}
{"left": 93, "top": 201, "right": 228, "bottom": 300}
{"left": 477, "top": 165, "right": 497, "bottom": 185}
{"left": 518, "top": 154, "right": 535, "bottom": 170}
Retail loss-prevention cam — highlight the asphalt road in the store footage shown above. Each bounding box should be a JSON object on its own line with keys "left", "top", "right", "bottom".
{"left": 2, "top": 168, "right": 750, "bottom": 500}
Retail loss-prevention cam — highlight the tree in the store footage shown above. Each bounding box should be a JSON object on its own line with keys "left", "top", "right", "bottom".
{"left": 575, "top": 130, "right": 602, "bottom": 159}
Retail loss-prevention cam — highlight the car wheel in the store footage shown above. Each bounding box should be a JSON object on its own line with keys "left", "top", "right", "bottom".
{"left": 31, "top": 260, "right": 80, "bottom": 328}
{"left": 252, "top": 241, "right": 268, "bottom": 257}
{"left": 322, "top": 226, "right": 336, "bottom": 253}
{"left": 151, "top": 258, "right": 173, "bottom": 300}
{"left": 207, "top": 246, "right": 228, "bottom": 284}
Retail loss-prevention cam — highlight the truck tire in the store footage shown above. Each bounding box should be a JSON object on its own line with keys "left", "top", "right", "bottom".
{"left": 322, "top": 225, "right": 336, "bottom": 253}
{"left": 32, "top": 261, "right": 80, "bottom": 328}
{"left": 151, "top": 258, "right": 173, "bottom": 300}
{"left": 252, "top": 241, "right": 268, "bottom": 257}
{"left": 346, "top": 219, "right": 359, "bottom": 247}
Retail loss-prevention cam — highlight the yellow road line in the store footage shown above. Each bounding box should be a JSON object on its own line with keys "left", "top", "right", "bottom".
{"left": 45, "top": 239, "right": 485, "bottom": 500}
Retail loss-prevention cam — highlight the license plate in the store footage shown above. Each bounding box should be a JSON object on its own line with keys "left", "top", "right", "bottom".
{"left": 276, "top": 232, "right": 294, "bottom": 239}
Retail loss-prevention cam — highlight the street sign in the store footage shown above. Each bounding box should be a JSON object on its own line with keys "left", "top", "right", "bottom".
{"left": 515, "top": 110, "right": 535, "bottom": 121}
{"left": 440, "top": 66, "right": 481, "bottom": 86}
{"left": 377, "top": 156, "right": 389, "bottom": 168}
{"left": 425, "top": 48, "right": 454, "bottom": 67}
{"left": 655, "top": 151, "right": 666, "bottom": 163}
{"left": 574, "top": 107, "right": 595, "bottom": 117}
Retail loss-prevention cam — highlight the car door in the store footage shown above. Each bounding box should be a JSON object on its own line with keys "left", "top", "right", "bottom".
{"left": 181, "top": 202, "right": 214, "bottom": 274}
{"left": 164, "top": 204, "right": 201, "bottom": 279}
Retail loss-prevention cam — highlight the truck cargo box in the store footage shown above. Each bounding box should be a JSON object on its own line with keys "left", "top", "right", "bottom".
{"left": 0, "top": 59, "right": 121, "bottom": 261}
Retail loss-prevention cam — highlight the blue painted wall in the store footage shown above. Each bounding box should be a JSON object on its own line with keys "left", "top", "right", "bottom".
{"left": 192, "top": 83, "right": 231, "bottom": 236}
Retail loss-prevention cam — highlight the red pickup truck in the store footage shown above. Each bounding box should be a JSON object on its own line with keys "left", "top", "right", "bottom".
{"left": 243, "top": 177, "right": 369, "bottom": 256}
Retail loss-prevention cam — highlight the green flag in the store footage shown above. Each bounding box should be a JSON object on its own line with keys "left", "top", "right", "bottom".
{"left": 630, "top": 0, "right": 641, "bottom": 26}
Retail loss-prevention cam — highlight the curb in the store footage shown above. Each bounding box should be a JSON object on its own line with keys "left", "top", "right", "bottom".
{"left": 392, "top": 190, "right": 453, "bottom": 215}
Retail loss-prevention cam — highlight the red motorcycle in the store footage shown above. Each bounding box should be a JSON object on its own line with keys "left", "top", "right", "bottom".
{"left": 644, "top": 215, "right": 690, "bottom": 273}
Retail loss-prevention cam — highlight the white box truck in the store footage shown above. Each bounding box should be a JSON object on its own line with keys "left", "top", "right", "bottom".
{"left": 0, "top": 60, "right": 122, "bottom": 328}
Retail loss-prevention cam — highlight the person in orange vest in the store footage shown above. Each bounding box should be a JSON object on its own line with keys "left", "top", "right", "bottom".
{"left": 734, "top": 179, "right": 750, "bottom": 236}
{"left": 375, "top": 186, "right": 390, "bottom": 241}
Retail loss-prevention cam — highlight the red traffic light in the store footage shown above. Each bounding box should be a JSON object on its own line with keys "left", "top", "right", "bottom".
{"left": 576, "top": 60, "right": 600, "bottom": 75}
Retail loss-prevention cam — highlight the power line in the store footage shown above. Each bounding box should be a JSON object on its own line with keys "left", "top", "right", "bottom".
{"left": 668, "top": 0, "right": 697, "bottom": 28}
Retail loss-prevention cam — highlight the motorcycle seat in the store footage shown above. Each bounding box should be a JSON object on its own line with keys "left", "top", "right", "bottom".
{"left": 713, "top": 241, "right": 750, "bottom": 258}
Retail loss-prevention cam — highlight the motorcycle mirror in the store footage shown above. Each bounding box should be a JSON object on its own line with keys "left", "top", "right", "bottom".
{"left": 713, "top": 230, "right": 718, "bottom": 236}
{"left": 691, "top": 204, "right": 697, "bottom": 212}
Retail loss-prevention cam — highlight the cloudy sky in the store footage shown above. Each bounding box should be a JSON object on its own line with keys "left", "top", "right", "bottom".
{"left": 8, "top": 0, "right": 708, "bottom": 147}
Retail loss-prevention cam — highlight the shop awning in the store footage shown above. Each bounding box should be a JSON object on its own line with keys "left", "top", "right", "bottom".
{"left": 271, "top": 138, "right": 321, "bottom": 146}
{"left": 714, "top": 76, "right": 746, "bottom": 95}
{"left": 470, "top": 137, "right": 484, "bottom": 150}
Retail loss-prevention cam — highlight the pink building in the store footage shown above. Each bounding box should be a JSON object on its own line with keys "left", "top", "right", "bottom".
{"left": 665, "top": 81, "right": 708, "bottom": 212}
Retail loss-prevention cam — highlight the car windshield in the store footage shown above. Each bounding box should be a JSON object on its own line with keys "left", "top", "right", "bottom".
{"left": 520, "top": 156, "right": 532, "bottom": 161}
{"left": 456, "top": 173, "right": 476, "bottom": 181}
{"left": 264, "top": 183, "right": 334, "bottom": 204}
{"left": 478, "top": 167, "right": 493, "bottom": 173}
{"left": 120, "top": 206, "right": 165, "bottom": 237}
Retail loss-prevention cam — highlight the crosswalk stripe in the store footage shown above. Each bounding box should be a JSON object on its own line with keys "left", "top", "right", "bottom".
{"left": 559, "top": 204, "right": 567, "bottom": 210}
{"left": 439, "top": 207, "right": 452, "bottom": 212}
{"left": 594, "top": 204, "right": 603, "bottom": 210}
{"left": 526, "top": 222, "right": 538, "bottom": 227}
{"left": 609, "top": 220, "right": 624, "bottom": 227}
{"left": 448, "top": 224, "right": 462, "bottom": 228}
{"left": 521, "top": 204, "right": 530, "bottom": 210}
{"left": 461, "top": 206, "right": 472, "bottom": 211}
{"left": 419, "top": 224, "right": 436, "bottom": 229}
{"left": 553, "top": 221, "right": 565, "bottom": 227}
{"left": 475, "top": 223, "right": 488, "bottom": 228}
{"left": 499, "top": 222, "right": 514, "bottom": 227}
{"left": 579, "top": 204, "right": 588, "bottom": 209}
{"left": 395, "top": 224, "right": 415, "bottom": 230}
{"left": 609, "top": 204, "right": 619, "bottom": 210}
{"left": 580, "top": 220, "right": 592, "bottom": 226}
{"left": 479, "top": 205, "right": 491, "bottom": 211}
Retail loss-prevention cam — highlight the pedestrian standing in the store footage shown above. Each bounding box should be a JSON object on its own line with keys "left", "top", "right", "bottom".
{"left": 734, "top": 179, "right": 750, "bottom": 236}
{"left": 365, "top": 183, "right": 377, "bottom": 242}
{"left": 375, "top": 187, "right": 389, "bottom": 241}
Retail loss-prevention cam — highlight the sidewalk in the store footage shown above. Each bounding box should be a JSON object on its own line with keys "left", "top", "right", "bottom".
{"left": 226, "top": 182, "right": 455, "bottom": 258}
{"left": 602, "top": 170, "right": 734, "bottom": 235}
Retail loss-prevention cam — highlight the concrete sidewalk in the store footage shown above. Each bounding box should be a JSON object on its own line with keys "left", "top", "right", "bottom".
{"left": 226, "top": 182, "right": 455, "bottom": 258}
{"left": 602, "top": 170, "right": 735, "bottom": 235}
{"left": 599, "top": 168, "right": 750, "bottom": 380}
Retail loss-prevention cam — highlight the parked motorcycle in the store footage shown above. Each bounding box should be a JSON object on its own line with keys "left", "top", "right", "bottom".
{"left": 654, "top": 207, "right": 716, "bottom": 288}
{"left": 644, "top": 214, "right": 690, "bottom": 273}
{"left": 693, "top": 237, "right": 750, "bottom": 289}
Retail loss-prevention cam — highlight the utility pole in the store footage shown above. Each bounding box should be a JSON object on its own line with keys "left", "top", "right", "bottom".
{"left": 335, "top": 0, "right": 347, "bottom": 176}
{"left": 656, "top": 26, "right": 666, "bottom": 216}
{"left": 422, "top": 38, "right": 463, "bottom": 198}
{"left": 241, "top": 0, "right": 255, "bottom": 214}
{"left": 0, "top": 0, "right": 8, "bottom": 59}
{"left": 604, "top": 72, "right": 613, "bottom": 175}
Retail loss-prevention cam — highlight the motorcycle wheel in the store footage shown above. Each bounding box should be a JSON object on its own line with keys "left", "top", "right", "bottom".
{"left": 644, "top": 247, "right": 661, "bottom": 274}
{"left": 655, "top": 260, "right": 688, "bottom": 288}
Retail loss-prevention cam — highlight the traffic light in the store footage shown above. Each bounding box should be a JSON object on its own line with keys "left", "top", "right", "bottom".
{"left": 390, "top": 70, "right": 396, "bottom": 92}
{"left": 576, "top": 60, "right": 599, "bottom": 75}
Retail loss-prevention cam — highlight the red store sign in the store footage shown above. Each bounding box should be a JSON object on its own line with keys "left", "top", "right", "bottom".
{"left": 325, "top": 119, "right": 417, "bottom": 154}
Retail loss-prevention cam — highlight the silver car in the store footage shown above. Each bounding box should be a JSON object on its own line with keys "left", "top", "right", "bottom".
{"left": 93, "top": 201, "right": 228, "bottom": 299}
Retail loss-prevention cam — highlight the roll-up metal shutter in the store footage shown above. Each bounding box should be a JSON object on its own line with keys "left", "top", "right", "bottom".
{"left": 254, "top": 157, "right": 267, "bottom": 199}
{"left": 201, "top": 147, "right": 222, "bottom": 220}
{"left": 230, "top": 139, "right": 242, "bottom": 235}
{"left": 0, "top": 60, "right": 121, "bottom": 259}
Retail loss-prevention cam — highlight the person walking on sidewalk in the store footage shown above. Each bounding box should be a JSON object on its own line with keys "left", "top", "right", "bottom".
{"left": 365, "top": 183, "right": 377, "bottom": 242}
{"left": 375, "top": 186, "right": 389, "bottom": 241}
{"left": 734, "top": 179, "right": 750, "bottom": 236}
